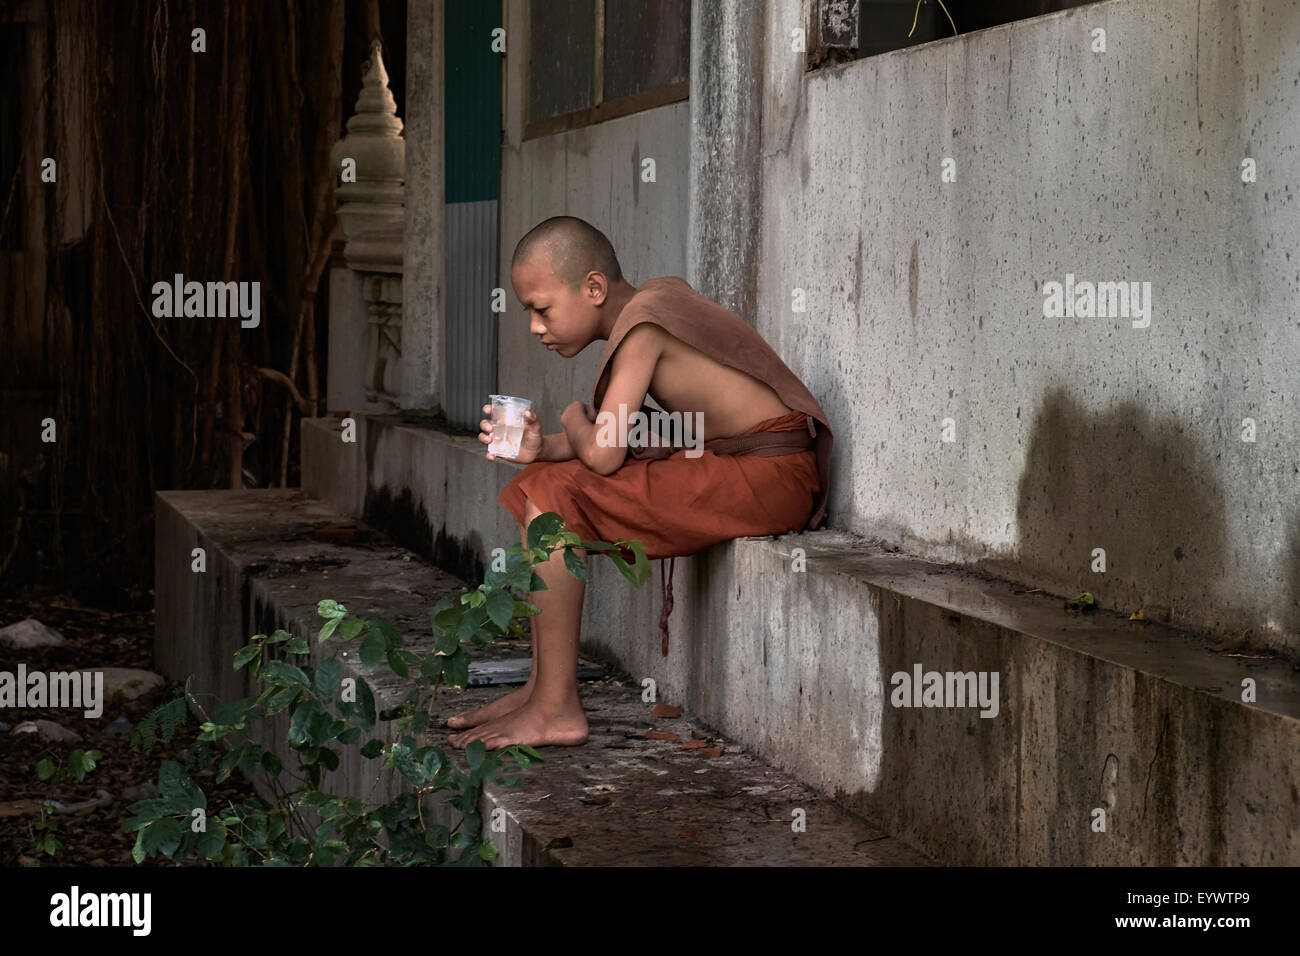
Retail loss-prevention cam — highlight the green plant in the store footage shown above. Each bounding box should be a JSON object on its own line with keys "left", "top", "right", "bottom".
{"left": 25, "top": 750, "right": 104, "bottom": 862}
{"left": 123, "top": 512, "right": 650, "bottom": 866}
{"left": 35, "top": 748, "right": 103, "bottom": 785}
{"left": 28, "top": 805, "right": 63, "bottom": 860}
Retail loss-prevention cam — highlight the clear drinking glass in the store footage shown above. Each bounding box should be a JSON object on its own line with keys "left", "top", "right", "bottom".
{"left": 487, "top": 394, "right": 532, "bottom": 459}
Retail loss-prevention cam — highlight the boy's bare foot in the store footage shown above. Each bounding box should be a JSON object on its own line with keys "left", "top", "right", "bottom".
{"left": 445, "top": 682, "right": 534, "bottom": 729}
{"left": 446, "top": 700, "right": 588, "bottom": 751}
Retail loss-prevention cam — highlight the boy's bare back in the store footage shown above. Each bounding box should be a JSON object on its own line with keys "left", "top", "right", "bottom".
{"left": 603, "top": 321, "right": 793, "bottom": 441}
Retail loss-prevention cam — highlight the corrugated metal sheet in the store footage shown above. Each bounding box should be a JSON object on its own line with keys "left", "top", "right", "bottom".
{"left": 443, "top": 1, "right": 500, "bottom": 429}
{"left": 445, "top": 198, "right": 499, "bottom": 430}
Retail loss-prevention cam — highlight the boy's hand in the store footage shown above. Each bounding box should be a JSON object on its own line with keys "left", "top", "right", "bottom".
{"left": 480, "top": 403, "right": 542, "bottom": 463}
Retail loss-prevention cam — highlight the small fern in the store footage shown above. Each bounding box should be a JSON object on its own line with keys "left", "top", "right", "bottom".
{"left": 130, "top": 677, "right": 201, "bottom": 752}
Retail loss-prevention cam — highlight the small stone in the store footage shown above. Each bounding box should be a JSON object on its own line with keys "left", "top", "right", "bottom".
{"left": 121, "top": 782, "right": 160, "bottom": 803}
{"left": 81, "top": 668, "right": 165, "bottom": 701}
{"left": 99, "top": 715, "right": 134, "bottom": 738}
{"left": 0, "top": 618, "right": 68, "bottom": 649}
{"left": 11, "top": 719, "right": 81, "bottom": 743}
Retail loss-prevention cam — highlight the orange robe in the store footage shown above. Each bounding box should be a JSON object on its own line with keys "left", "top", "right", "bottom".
{"left": 498, "top": 276, "right": 835, "bottom": 655}
{"left": 498, "top": 408, "right": 819, "bottom": 561}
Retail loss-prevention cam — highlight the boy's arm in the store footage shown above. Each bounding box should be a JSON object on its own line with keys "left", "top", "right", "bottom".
{"left": 535, "top": 430, "right": 577, "bottom": 461}
{"left": 564, "top": 323, "right": 663, "bottom": 476}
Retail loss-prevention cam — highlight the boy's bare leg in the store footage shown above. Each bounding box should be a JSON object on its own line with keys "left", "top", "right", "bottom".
{"left": 445, "top": 519, "right": 538, "bottom": 729}
{"left": 447, "top": 495, "right": 589, "bottom": 749}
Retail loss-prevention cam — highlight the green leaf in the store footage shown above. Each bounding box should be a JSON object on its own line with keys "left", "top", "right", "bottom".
{"left": 387, "top": 647, "right": 410, "bottom": 678}
{"left": 195, "top": 822, "right": 227, "bottom": 860}
{"left": 289, "top": 704, "right": 314, "bottom": 746}
{"left": 360, "top": 739, "right": 385, "bottom": 759}
{"left": 607, "top": 550, "right": 637, "bottom": 585}
{"left": 372, "top": 618, "right": 403, "bottom": 648}
{"left": 260, "top": 751, "right": 283, "bottom": 776}
{"left": 456, "top": 608, "right": 487, "bottom": 641}
{"left": 445, "top": 648, "right": 470, "bottom": 690}
{"left": 359, "top": 631, "right": 386, "bottom": 671}
{"left": 356, "top": 679, "right": 376, "bottom": 730}
{"left": 420, "top": 652, "right": 445, "bottom": 680}
{"left": 485, "top": 588, "right": 516, "bottom": 631}
{"left": 142, "top": 818, "right": 183, "bottom": 858}
{"left": 339, "top": 618, "right": 366, "bottom": 641}
{"left": 267, "top": 629, "right": 293, "bottom": 644}
{"left": 466, "top": 739, "right": 485, "bottom": 770}
{"left": 35, "top": 759, "right": 55, "bottom": 781}
{"left": 318, "top": 599, "right": 347, "bottom": 620}
{"left": 434, "top": 605, "right": 462, "bottom": 630}
{"left": 233, "top": 643, "right": 261, "bottom": 671}
{"left": 421, "top": 748, "right": 443, "bottom": 780}
{"left": 434, "top": 629, "right": 460, "bottom": 656}
{"left": 563, "top": 548, "right": 589, "bottom": 582}
{"left": 526, "top": 511, "right": 565, "bottom": 550}
{"left": 313, "top": 658, "right": 343, "bottom": 701}
{"left": 265, "top": 683, "right": 300, "bottom": 715}
{"left": 131, "top": 826, "right": 147, "bottom": 863}
{"left": 317, "top": 617, "right": 341, "bottom": 643}
{"left": 284, "top": 636, "right": 310, "bottom": 655}
{"left": 504, "top": 560, "right": 533, "bottom": 592}
{"left": 262, "top": 660, "right": 310, "bottom": 688}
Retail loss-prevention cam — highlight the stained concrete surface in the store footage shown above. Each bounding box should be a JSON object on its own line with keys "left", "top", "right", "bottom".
{"left": 156, "top": 488, "right": 930, "bottom": 865}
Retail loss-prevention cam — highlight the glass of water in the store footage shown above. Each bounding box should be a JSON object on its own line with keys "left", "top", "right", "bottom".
{"left": 487, "top": 394, "right": 533, "bottom": 459}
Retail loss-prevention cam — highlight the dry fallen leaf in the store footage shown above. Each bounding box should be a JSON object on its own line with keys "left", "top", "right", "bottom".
{"left": 678, "top": 829, "right": 697, "bottom": 838}
{"left": 644, "top": 730, "right": 680, "bottom": 741}
{"left": 697, "top": 747, "right": 724, "bottom": 758}
{"left": 680, "top": 740, "right": 709, "bottom": 750}
{"left": 652, "top": 704, "right": 681, "bottom": 718}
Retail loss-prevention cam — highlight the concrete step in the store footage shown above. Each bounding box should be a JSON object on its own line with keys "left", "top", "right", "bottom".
{"left": 154, "top": 488, "right": 931, "bottom": 865}
{"left": 299, "top": 414, "right": 1300, "bottom": 865}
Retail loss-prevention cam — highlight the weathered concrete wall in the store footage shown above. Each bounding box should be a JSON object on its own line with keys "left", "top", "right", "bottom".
{"left": 755, "top": 0, "right": 1300, "bottom": 652}
{"left": 492, "top": 0, "right": 1300, "bottom": 653}
{"left": 297, "top": 422, "right": 1300, "bottom": 863}
{"left": 496, "top": 1, "right": 690, "bottom": 429}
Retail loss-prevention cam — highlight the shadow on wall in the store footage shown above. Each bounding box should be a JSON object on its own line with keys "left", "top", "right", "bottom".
{"left": 1010, "top": 386, "right": 1229, "bottom": 631}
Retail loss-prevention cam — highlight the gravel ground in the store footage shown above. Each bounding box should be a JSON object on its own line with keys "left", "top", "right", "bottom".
{"left": 0, "top": 587, "right": 259, "bottom": 866}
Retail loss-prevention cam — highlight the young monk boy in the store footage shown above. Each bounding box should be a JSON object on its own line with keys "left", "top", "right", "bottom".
{"left": 446, "top": 215, "right": 833, "bottom": 750}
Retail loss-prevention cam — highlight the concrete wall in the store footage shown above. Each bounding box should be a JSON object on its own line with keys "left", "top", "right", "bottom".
{"left": 496, "top": 0, "right": 690, "bottom": 428}
{"left": 489, "top": 0, "right": 1300, "bottom": 653}
{"left": 754, "top": 0, "right": 1300, "bottom": 652}
{"left": 298, "top": 421, "right": 1300, "bottom": 864}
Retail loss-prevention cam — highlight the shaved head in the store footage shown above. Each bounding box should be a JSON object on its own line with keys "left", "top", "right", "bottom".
{"left": 512, "top": 216, "right": 623, "bottom": 290}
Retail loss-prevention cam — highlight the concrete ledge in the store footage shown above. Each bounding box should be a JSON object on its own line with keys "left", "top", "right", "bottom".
{"left": 299, "top": 414, "right": 1300, "bottom": 864}
{"left": 154, "top": 488, "right": 928, "bottom": 865}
